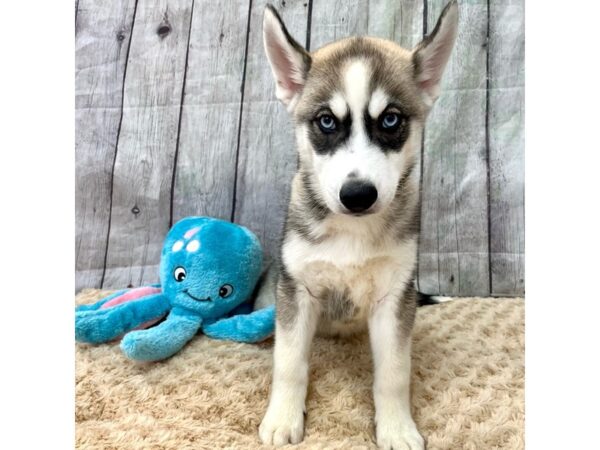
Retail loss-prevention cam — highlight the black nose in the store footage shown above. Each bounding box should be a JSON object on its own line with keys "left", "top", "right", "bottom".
{"left": 339, "top": 180, "right": 378, "bottom": 213}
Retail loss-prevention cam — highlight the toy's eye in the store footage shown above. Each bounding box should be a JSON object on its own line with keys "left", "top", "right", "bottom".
{"left": 317, "top": 114, "right": 337, "bottom": 134}
{"left": 219, "top": 284, "right": 233, "bottom": 298}
{"left": 173, "top": 266, "right": 187, "bottom": 282}
{"left": 380, "top": 112, "right": 402, "bottom": 130}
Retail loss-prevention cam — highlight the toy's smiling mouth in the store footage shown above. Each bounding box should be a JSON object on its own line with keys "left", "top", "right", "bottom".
{"left": 183, "top": 290, "right": 211, "bottom": 302}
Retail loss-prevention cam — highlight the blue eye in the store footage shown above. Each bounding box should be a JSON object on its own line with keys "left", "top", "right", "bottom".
{"left": 381, "top": 113, "right": 401, "bottom": 130}
{"left": 317, "top": 114, "right": 337, "bottom": 133}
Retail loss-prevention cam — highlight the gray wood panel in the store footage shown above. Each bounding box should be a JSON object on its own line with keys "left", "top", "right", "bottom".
{"left": 310, "top": 0, "right": 368, "bottom": 48}
{"left": 102, "top": 0, "right": 194, "bottom": 288}
{"left": 311, "top": 0, "right": 423, "bottom": 50}
{"left": 75, "top": 0, "right": 525, "bottom": 297}
{"left": 418, "top": 0, "right": 490, "bottom": 296}
{"left": 171, "top": 0, "right": 250, "bottom": 223}
{"left": 367, "top": 0, "right": 424, "bottom": 49}
{"left": 488, "top": 0, "right": 525, "bottom": 296}
{"left": 75, "top": 0, "right": 137, "bottom": 291}
{"left": 233, "top": 0, "right": 311, "bottom": 263}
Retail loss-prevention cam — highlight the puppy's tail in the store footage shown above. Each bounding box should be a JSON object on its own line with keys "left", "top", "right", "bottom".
{"left": 417, "top": 293, "right": 452, "bottom": 307}
{"left": 252, "top": 263, "right": 279, "bottom": 310}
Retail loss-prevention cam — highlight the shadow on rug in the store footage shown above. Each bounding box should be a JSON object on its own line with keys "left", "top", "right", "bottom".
{"left": 76, "top": 290, "right": 524, "bottom": 450}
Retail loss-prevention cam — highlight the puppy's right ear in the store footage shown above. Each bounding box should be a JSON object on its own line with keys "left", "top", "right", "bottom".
{"left": 263, "top": 5, "right": 311, "bottom": 111}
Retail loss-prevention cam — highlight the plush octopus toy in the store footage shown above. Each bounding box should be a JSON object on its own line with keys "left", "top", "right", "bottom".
{"left": 75, "top": 217, "right": 275, "bottom": 362}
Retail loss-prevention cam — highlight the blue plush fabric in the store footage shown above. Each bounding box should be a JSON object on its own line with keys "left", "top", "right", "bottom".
{"left": 75, "top": 217, "right": 275, "bottom": 361}
{"left": 75, "top": 293, "right": 170, "bottom": 344}
{"left": 203, "top": 304, "right": 276, "bottom": 342}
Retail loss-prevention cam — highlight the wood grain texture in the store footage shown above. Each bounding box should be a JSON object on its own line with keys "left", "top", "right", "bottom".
{"left": 418, "top": 0, "right": 490, "bottom": 296}
{"left": 102, "top": 0, "right": 194, "bottom": 288}
{"left": 233, "top": 0, "right": 311, "bottom": 263}
{"left": 367, "top": 0, "right": 424, "bottom": 49}
{"left": 75, "top": 0, "right": 136, "bottom": 291}
{"left": 310, "top": 0, "right": 368, "bottom": 49}
{"left": 171, "top": 0, "right": 250, "bottom": 223}
{"left": 312, "top": 0, "right": 424, "bottom": 48}
{"left": 75, "top": 0, "right": 526, "bottom": 296}
{"left": 488, "top": 0, "right": 524, "bottom": 296}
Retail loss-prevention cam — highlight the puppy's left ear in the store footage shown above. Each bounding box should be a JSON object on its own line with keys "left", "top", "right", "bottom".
{"left": 263, "top": 5, "right": 311, "bottom": 111}
{"left": 412, "top": 0, "right": 459, "bottom": 106}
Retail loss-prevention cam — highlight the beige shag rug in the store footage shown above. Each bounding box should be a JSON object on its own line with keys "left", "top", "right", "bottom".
{"left": 76, "top": 290, "right": 524, "bottom": 450}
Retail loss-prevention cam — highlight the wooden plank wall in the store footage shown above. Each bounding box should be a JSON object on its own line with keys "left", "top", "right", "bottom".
{"left": 419, "top": 0, "right": 490, "bottom": 295}
{"left": 75, "top": 0, "right": 525, "bottom": 297}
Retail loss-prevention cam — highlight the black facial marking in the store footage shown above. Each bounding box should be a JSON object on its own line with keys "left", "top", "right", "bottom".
{"left": 307, "top": 109, "right": 352, "bottom": 155}
{"left": 364, "top": 106, "right": 411, "bottom": 153}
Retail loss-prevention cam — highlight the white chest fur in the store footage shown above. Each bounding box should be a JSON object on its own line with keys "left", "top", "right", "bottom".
{"left": 282, "top": 214, "right": 417, "bottom": 332}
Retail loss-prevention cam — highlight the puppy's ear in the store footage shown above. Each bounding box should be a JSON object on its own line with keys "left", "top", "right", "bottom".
{"left": 412, "top": 0, "right": 459, "bottom": 106}
{"left": 263, "top": 5, "right": 311, "bottom": 111}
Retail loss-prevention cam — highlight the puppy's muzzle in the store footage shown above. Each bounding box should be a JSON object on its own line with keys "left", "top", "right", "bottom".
{"left": 339, "top": 180, "right": 378, "bottom": 214}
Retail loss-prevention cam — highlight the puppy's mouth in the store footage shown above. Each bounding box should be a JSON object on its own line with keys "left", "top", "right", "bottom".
{"left": 338, "top": 204, "right": 379, "bottom": 217}
{"left": 183, "top": 290, "right": 211, "bottom": 302}
{"left": 342, "top": 208, "right": 376, "bottom": 217}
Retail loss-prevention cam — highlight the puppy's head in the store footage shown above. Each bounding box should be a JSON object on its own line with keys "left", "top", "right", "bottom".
{"left": 263, "top": 1, "right": 458, "bottom": 216}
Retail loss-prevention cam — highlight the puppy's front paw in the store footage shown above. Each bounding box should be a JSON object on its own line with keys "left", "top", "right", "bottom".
{"left": 376, "top": 420, "right": 425, "bottom": 450}
{"left": 259, "top": 403, "right": 305, "bottom": 446}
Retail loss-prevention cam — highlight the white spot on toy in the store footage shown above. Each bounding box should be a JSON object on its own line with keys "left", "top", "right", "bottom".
{"left": 186, "top": 240, "right": 200, "bottom": 252}
{"left": 172, "top": 240, "right": 184, "bottom": 252}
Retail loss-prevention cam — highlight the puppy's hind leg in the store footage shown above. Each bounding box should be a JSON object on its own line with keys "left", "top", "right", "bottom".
{"left": 368, "top": 285, "right": 424, "bottom": 450}
{"left": 259, "top": 278, "right": 319, "bottom": 446}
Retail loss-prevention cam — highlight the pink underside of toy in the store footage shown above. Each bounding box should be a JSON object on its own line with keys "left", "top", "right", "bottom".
{"left": 100, "top": 286, "right": 167, "bottom": 340}
{"left": 109, "top": 315, "right": 165, "bottom": 342}
{"left": 100, "top": 286, "right": 162, "bottom": 309}
{"left": 133, "top": 317, "right": 164, "bottom": 330}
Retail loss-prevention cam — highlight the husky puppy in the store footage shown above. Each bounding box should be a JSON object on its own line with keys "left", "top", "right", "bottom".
{"left": 258, "top": 2, "right": 458, "bottom": 448}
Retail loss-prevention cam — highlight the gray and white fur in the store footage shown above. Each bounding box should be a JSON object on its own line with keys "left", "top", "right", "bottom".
{"left": 258, "top": 2, "right": 459, "bottom": 449}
